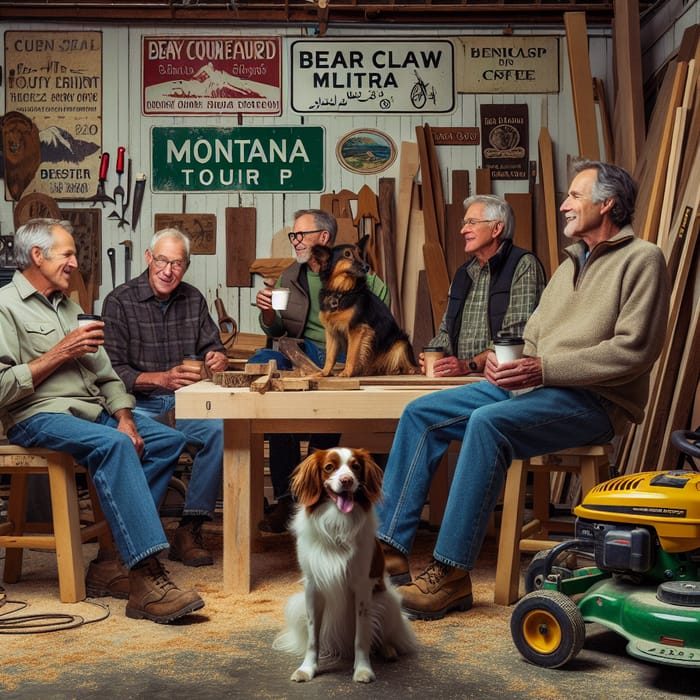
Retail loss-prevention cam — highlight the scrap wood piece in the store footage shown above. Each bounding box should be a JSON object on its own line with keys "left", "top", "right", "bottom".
{"left": 538, "top": 127, "right": 560, "bottom": 275}
{"left": 415, "top": 124, "right": 450, "bottom": 334}
{"left": 377, "top": 177, "right": 403, "bottom": 327}
{"left": 354, "top": 184, "right": 382, "bottom": 278}
{"left": 475, "top": 167, "right": 491, "bottom": 195}
{"left": 278, "top": 337, "right": 322, "bottom": 375}
{"left": 249, "top": 360, "right": 277, "bottom": 394}
{"left": 593, "top": 78, "right": 615, "bottom": 163}
{"left": 270, "top": 377, "right": 310, "bottom": 392}
{"left": 424, "top": 123, "right": 447, "bottom": 249}
{"left": 612, "top": 0, "right": 645, "bottom": 172}
{"left": 309, "top": 376, "right": 361, "bottom": 391}
{"left": 225, "top": 207, "right": 256, "bottom": 287}
{"left": 659, "top": 256, "right": 700, "bottom": 466}
{"left": 213, "top": 371, "right": 256, "bottom": 388}
{"left": 564, "top": 12, "right": 600, "bottom": 160}
{"left": 634, "top": 61, "right": 688, "bottom": 242}
{"left": 395, "top": 141, "right": 420, "bottom": 291}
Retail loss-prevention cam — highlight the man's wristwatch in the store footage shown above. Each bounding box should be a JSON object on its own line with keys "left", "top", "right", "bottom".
{"left": 468, "top": 360, "right": 479, "bottom": 373}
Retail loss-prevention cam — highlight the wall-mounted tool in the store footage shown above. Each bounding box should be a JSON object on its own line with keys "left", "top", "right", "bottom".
{"left": 108, "top": 157, "right": 131, "bottom": 228}
{"left": 119, "top": 239, "right": 132, "bottom": 282}
{"left": 113, "top": 147, "right": 126, "bottom": 201}
{"left": 106, "top": 247, "right": 116, "bottom": 288}
{"left": 131, "top": 173, "right": 147, "bottom": 229}
{"left": 92, "top": 153, "right": 115, "bottom": 207}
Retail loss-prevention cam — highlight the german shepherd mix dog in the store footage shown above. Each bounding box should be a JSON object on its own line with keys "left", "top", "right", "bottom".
{"left": 311, "top": 236, "right": 418, "bottom": 377}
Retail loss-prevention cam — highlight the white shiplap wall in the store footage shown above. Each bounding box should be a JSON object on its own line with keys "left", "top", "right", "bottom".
{"left": 1, "top": 20, "right": 615, "bottom": 334}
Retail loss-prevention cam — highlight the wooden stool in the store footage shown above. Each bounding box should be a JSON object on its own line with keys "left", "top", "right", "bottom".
{"left": 493, "top": 444, "right": 612, "bottom": 605}
{"left": 0, "top": 446, "right": 110, "bottom": 603}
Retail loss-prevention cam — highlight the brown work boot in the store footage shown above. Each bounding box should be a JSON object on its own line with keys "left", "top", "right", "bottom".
{"left": 380, "top": 541, "right": 411, "bottom": 586}
{"left": 168, "top": 520, "right": 213, "bottom": 567}
{"left": 397, "top": 559, "right": 473, "bottom": 620}
{"left": 258, "top": 496, "right": 293, "bottom": 533}
{"left": 85, "top": 549, "right": 129, "bottom": 599}
{"left": 125, "top": 556, "right": 204, "bottom": 623}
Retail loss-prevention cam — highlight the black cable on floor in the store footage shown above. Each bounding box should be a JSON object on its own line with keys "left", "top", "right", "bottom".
{"left": 0, "top": 587, "right": 110, "bottom": 633}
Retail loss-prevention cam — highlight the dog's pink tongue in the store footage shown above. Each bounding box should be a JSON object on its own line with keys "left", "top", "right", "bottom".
{"left": 337, "top": 492, "right": 354, "bottom": 513}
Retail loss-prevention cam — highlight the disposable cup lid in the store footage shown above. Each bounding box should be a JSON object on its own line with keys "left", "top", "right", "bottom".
{"left": 423, "top": 346, "right": 445, "bottom": 352}
{"left": 494, "top": 336, "right": 524, "bottom": 346}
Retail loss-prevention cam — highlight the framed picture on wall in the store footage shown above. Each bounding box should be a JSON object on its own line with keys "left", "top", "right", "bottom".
{"left": 336, "top": 129, "right": 397, "bottom": 175}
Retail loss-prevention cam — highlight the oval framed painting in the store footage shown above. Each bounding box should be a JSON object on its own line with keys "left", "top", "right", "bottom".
{"left": 336, "top": 129, "right": 397, "bottom": 175}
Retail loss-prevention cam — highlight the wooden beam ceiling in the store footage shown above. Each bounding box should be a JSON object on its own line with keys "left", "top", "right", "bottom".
{"left": 0, "top": 1, "right": 627, "bottom": 28}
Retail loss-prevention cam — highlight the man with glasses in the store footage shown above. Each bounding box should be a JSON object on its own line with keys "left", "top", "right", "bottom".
{"left": 103, "top": 228, "right": 228, "bottom": 568}
{"left": 0, "top": 219, "right": 203, "bottom": 622}
{"left": 379, "top": 161, "right": 670, "bottom": 621}
{"left": 252, "top": 209, "right": 389, "bottom": 532}
{"left": 420, "top": 194, "right": 545, "bottom": 377}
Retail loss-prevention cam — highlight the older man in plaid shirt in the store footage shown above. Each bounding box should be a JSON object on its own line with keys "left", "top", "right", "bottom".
{"left": 418, "top": 194, "right": 545, "bottom": 378}
{"left": 103, "top": 228, "right": 227, "bottom": 568}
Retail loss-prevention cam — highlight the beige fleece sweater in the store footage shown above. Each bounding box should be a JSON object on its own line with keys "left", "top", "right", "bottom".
{"left": 523, "top": 227, "right": 670, "bottom": 426}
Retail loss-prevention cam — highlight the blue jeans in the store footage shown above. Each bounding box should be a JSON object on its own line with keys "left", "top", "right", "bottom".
{"left": 8, "top": 410, "right": 188, "bottom": 569}
{"left": 376, "top": 382, "right": 615, "bottom": 571}
{"left": 248, "top": 339, "right": 343, "bottom": 371}
{"left": 249, "top": 341, "right": 342, "bottom": 500}
{"left": 134, "top": 394, "right": 223, "bottom": 519}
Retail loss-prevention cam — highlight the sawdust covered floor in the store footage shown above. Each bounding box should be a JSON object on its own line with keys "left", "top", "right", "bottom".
{"left": 1, "top": 523, "right": 698, "bottom": 700}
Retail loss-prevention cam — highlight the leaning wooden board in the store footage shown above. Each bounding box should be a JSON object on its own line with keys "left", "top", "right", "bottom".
{"left": 226, "top": 207, "right": 256, "bottom": 287}
{"left": 564, "top": 12, "right": 600, "bottom": 160}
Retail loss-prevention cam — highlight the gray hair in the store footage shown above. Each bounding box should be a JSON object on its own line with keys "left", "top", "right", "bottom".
{"left": 462, "top": 195, "right": 515, "bottom": 241}
{"left": 294, "top": 209, "right": 338, "bottom": 245}
{"left": 148, "top": 227, "right": 191, "bottom": 260}
{"left": 14, "top": 217, "right": 74, "bottom": 271}
{"left": 572, "top": 160, "right": 637, "bottom": 228}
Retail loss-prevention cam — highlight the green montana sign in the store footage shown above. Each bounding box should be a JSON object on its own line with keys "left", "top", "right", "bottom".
{"left": 151, "top": 126, "right": 324, "bottom": 192}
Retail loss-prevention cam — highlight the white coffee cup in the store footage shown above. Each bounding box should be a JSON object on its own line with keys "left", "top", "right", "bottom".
{"left": 271, "top": 287, "right": 290, "bottom": 310}
{"left": 493, "top": 336, "right": 525, "bottom": 363}
{"left": 77, "top": 313, "right": 102, "bottom": 327}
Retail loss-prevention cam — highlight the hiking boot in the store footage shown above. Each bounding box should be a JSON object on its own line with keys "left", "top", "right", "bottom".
{"left": 397, "top": 559, "right": 473, "bottom": 620}
{"left": 125, "top": 557, "right": 204, "bottom": 624}
{"left": 168, "top": 520, "right": 213, "bottom": 567}
{"left": 85, "top": 549, "right": 129, "bottom": 599}
{"left": 380, "top": 541, "right": 411, "bottom": 586}
{"left": 258, "top": 496, "right": 293, "bottom": 533}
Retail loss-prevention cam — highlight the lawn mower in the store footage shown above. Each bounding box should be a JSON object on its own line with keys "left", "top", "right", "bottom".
{"left": 510, "top": 430, "right": 700, "bottom": 669}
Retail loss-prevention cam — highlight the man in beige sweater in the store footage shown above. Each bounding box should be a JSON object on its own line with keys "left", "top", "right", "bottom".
{"left": 377, "top": 160, "right": 671, "bottom": 620}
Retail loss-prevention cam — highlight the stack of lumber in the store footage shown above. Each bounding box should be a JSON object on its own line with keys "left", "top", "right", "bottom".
{"left": 618, "top": 24, "right": 700, "bottom": 473}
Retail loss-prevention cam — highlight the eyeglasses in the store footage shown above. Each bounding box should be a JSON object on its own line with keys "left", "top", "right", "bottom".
{"left": 151, "top": 255, "right": 187, "bottom": 272}
{"left": 288, "top": 229, "right": 324, "bottom": 244}
{"left": 462, "top": 218, "right": 497, "bottom": 227}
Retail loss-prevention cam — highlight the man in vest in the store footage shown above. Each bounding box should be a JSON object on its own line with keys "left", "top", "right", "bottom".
{"left": 420, "top": 195, "right": 545, "bottom": 377}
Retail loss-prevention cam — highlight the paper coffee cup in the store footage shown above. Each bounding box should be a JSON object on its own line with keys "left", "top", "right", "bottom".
{"left": 77, "top": 313, "right": 102, "bottom": 327}
{"left": 183, "top": 354, "right": 205, "bottom": 379}
{"left": 423, "top": 346, "right": 445, "bottom": 378}
{"left": 271, "top": 288, "right": 290, "bottom": 310}
{"left": 493, "top": 336, "right": 525, "bottom": 363}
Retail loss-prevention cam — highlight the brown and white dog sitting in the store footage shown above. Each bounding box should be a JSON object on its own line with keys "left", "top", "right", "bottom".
{"left": 273, "top": 447, "right": 417, "bottom": 683}
{"left": 311, "top": 237, "right": 418, "bottom": 377}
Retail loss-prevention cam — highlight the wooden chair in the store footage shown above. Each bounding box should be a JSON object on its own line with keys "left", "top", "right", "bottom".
{"left": 0, "top": 445, "right": 111, "bottom": 603}
{"left": 493, "top": 444, "right": 613, "bottom": 605}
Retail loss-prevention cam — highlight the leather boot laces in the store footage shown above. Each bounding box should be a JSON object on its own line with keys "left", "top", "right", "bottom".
{"left": 417, "top": 559, "right": 451, "bottom": 586}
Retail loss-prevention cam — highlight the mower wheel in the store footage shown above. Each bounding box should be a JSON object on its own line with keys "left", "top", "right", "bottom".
{"left": 524, "top": 549, "right": 574, "bottom": 593}
{"left": 511, "top": 590, "right": 585, "bottom": 668}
